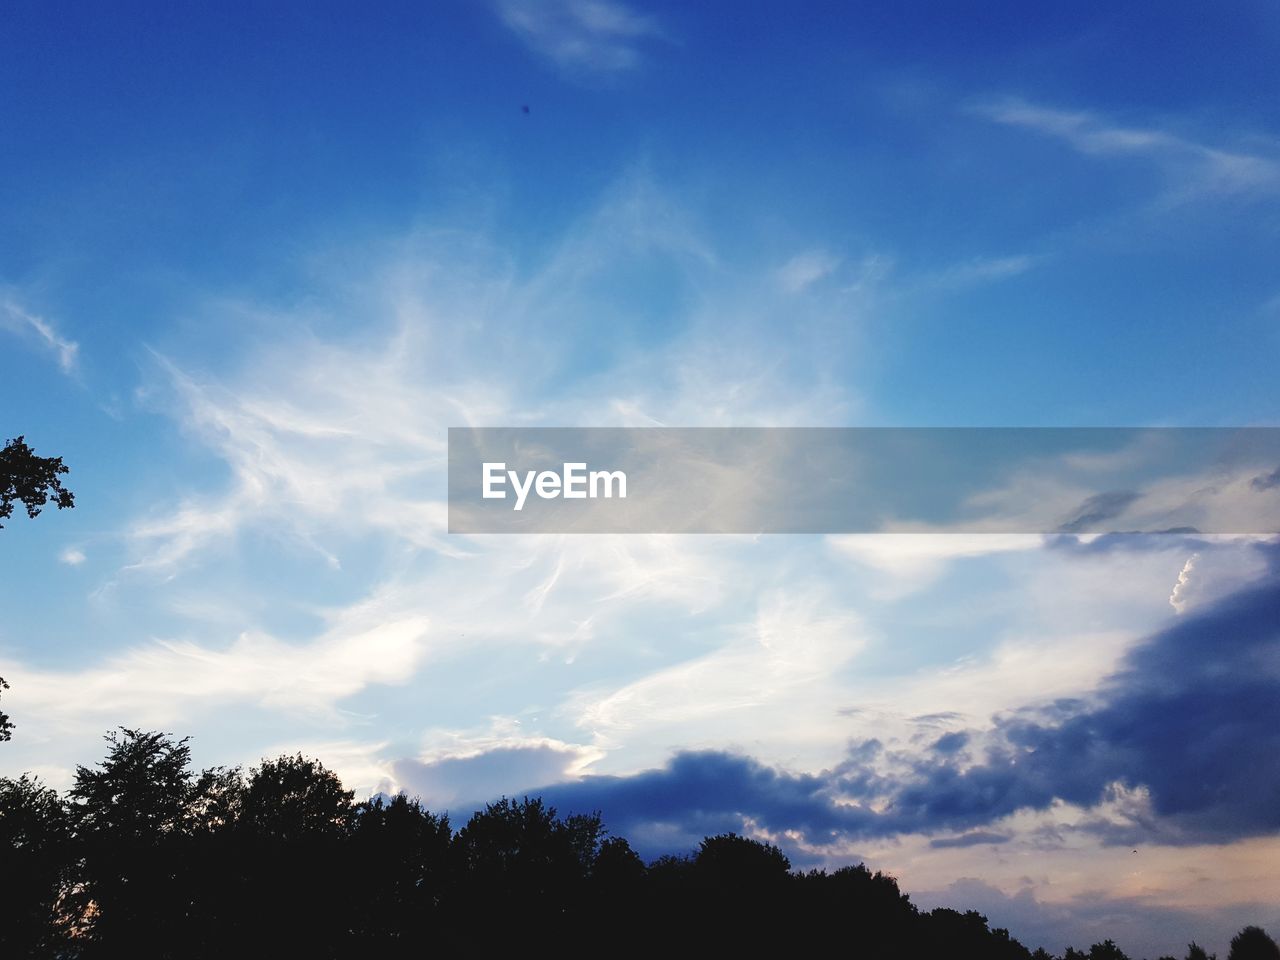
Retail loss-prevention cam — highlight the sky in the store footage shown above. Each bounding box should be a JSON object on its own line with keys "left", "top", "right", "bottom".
{"left": 2, "top": 1, "right": 1280, "bottom": 956}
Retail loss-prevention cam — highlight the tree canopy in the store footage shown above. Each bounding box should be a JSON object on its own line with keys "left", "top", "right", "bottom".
{"left": 0, "top": 435, "right": 75, "bottom": 530}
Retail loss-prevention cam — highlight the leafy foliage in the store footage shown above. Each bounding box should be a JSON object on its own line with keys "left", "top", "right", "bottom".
{"left": 0, "top": 676, "right": 11, "bottom": 742}
{"left": 0, "top": 774, "right": 72, "bottom": 954}
{"left": 0, "top": 435, "right": 75, "bottom": 529}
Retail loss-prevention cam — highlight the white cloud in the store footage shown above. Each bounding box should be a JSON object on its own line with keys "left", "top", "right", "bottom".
{"left": 1165, "top": 542, "right": 1270, "bottom": 616}
{"left": 10, "top": 604, "right": 432, "bottom": 728}
{"left": 777, "top": 250, "right": 841, "bottom": 293}
{"left": 0, "top": 298, "right": 79, "bottom": 374}
{"left": 495, "top": 0, "right": 665, "bottom": 73}
{"left": 971, "top": 98, "right": 1280, "bottom": 201}
{"left": 0, "top": 174, "right": 885, "bottom": 793}
{"left": 570, "top": 588, "right": 867, "bottom": 764}
{"left": 1169, "top": 553, "right": 1198, "bottom": 613}
{"left": 59, "top": 547, "right": 87, "bottom": 566}
{"left": 49, "top": 177, "right": 1262, "bottom": 803}
{"left": 928, "top": 253, "right": 1040, "bottom": 287}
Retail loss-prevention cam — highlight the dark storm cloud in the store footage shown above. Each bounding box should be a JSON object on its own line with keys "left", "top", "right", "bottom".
{"left": 931, "top": 732, "right": 969, "bottom": 755}
{"left": 883, "top": 574, "right": 1280, "bottom": 841}
{"left": 536, "top": 749, "right": 882, "bottom": 851}
{"left": 526, "top": 569, "right": 1280, "bottom": 852}
{"left": 388, "top": 543, "right": 1280, "bottom": 855}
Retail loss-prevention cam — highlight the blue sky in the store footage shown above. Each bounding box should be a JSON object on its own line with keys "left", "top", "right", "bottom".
{"left": 3, "top": 2, "right": 1280, "bottom": 956}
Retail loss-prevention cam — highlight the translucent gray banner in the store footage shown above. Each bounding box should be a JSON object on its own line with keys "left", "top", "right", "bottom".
{"left": 447, "top": 427, "right": 1280, "bottom": 534}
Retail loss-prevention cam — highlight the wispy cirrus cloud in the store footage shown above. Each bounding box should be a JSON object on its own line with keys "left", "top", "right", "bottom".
{"left": 1, "top": 297, "right": 79, "bottom": 374}
{"left": 494, "top": 0, "right": 666, "bottom": 73}
{"left": 776, "top": 250, "right": 841, "bottom": 293}
{"left": 926, "top": 253, "right": 1041, "bottom": 288}
{"left": 122, "top": 173, "right": 861, "bottom": 573}
{"left": 970, "top": 97, "right": 1280, "bottom": 201}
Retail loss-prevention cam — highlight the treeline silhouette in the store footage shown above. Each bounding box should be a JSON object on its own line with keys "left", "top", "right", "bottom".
{"left": 2, "top": 729, "right": 1277, "bottom": 959}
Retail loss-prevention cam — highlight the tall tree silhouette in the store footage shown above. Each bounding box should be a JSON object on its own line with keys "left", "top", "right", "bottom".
{"left": 66, "top": 728, "right": 198, "bottom": 956}
{"left": 237, "top": 755, "right": 356, "bottom": 955}
{"left": 346, "top": 792, "right": 451, "bottom": 949}
{"left": 450, "top": 795, "right": 603, "bottom": 948}
{"left": 0, "top": 774, "right": 73, "bottom": 955}
{"left": 1229, "top": 927, "right": 1280, "bottom": 960}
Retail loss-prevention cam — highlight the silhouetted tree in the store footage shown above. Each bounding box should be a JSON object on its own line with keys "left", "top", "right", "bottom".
{"left": 682, "top": 832, "right": 792, "bottom": 947}
{"left": 0, "top": 774, "right": 73, "bottom": 955}
{"left": 455, "top": 797, "right": 597, "bottom": 890}
{"left": 1229, "top": 927, "right": 1280, "bottom": 960}
{"left": 694, "top": 831, "right": 791, "bottom": 886}
{"left": 1187, "top": 942, "right": 1217, "bottom": 960}
{"left": 593, "top": 834, "right": 645, "bottom": 886}
{"left": 348, "top": 792, "right": 451, "bottom": 949}
{"left": 188, "top": 764, "right": 246, "bottom": 834}
{"left": 1087, "top": 940, "right": 1131, "bottom": 960}
{"left": 576, "top": 831, "right": 646, "bottom": 940}
{"left": 447, "top": 796, "right": 606, "bottom": 949}
{"left": 0, "top": 435, "right": 75, "bottom": 529}
{"left": 646, "top": 851, "right": 694, "bottom": 883}
{"left": 1062, "top": 944, "right": 1134, "bottom": 960}
{"left": 921, "top": 908, "right": 1035, "bottom": 960}
{"left": 236, "top": 754, "right": 356, "bottom": 955}
{"left": 168, "top": 765, "right": 248, "bottom": 958}
{"left": 240, "top": 753, "right": 352, "bottom": 841}
{"left": 792, "top": 863, "right": 920, "bottom": 954}
{"left": 67, "top": 728, "right": 198, "bottom": 956}
{"left": 0, "top": 676, "right": 12, "bottom": 742}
